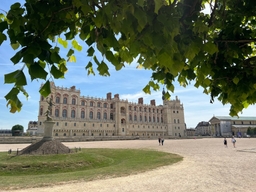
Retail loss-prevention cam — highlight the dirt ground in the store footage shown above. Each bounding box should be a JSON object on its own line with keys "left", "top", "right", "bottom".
{"left": 1, "top": 138, "right": 256, "bottom": 192}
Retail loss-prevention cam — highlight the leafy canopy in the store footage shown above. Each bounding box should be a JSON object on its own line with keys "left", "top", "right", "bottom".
{"left": 1, "top": 0, "right": 256, "bottom": 116}
{"left": 11, "top": 124, "right": 24, "bottom": 131}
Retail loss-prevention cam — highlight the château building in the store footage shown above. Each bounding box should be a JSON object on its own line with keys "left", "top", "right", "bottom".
{"left": 37, "top": 82, "right": 186, "bottom": 138}
{"left": 209, "top": 116, "right": 256, "bottom": 137}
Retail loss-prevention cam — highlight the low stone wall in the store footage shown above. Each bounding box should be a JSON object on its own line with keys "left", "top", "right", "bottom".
{"left": 0, "top": 136, "right": 142, "bottom": 144}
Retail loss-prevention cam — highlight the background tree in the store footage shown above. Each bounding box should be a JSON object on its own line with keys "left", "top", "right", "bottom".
{"left": 0, "top": 0, "right": 256, "bottom": 115}
{"left": 247, "top": 127, "right": 252, "bottom": 135}
{"left": 11, "top": 124, "right": 24, "bottom": 136}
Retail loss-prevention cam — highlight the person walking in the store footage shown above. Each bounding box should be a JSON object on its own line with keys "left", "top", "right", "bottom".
{"left": 161, "top": 138, "right": 164, "bottom": 146}
{"left": 158, "top": 137, "right": 161, "bottom": 146}
{"left": 231, "top": 136, "right": 236, "bottom": 148}
{"left": 224, "top": 138, "right": 228, "bottom": 147}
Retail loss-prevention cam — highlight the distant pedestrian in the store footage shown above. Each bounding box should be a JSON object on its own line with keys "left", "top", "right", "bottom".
{"left": 161, "top": 138, "right": 164, "bottom": 145}
{"left": 224, "top": 138, "right": 227, "bottom": 147}
{"left": 231, "top": 136, "right": 236, "bottom": 148}
{"left": 158, "top": 137, "right": 161, "bottom": 146}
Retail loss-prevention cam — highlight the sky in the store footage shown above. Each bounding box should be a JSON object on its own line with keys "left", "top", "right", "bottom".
{"left": 0, "top": 1, "right": 255, "bottom": 131}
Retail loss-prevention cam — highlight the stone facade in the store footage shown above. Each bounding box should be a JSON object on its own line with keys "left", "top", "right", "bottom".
{"left": 27, "top": 121, "right": 38, "bottom": 136}
{"left": 209, "top": 116, "right": 256, "bottom": 137}
{"left": 185, "top": 128, "right": 195, "bottom": 136}
{"left": 195, "top": 121, "right": 211, "bottom": 136}
{"left": 37, "top": 82, "right": 186, "bottom": 138}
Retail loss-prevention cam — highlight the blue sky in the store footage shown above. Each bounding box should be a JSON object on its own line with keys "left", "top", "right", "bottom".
{"left": 0, "top": 1, "right": 255, "bottom": 131}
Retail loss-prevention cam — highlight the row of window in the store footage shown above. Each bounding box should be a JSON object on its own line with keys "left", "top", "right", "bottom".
{"left": 128, "top": 106, "right": 162, "bottom": 113}
{"left": 40, "top": 108, "right": 167, "bottom": 123}
{"left": 43, "top": 96, "right": 164, "bottom": 113}
{"left": 128, "top": 115, "right": 163, "bottom": 123}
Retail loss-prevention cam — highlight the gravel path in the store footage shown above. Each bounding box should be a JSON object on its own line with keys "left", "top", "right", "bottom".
{"left": 1, "top": 138, "right": 256, "bottom": 192}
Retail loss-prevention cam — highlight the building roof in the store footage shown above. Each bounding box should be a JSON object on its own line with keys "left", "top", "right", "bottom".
{"left": 232, "top": 125, "right": 256, "bottom": 128}
{"left": 211, "top": 116, "right": 256, "bottom": 121}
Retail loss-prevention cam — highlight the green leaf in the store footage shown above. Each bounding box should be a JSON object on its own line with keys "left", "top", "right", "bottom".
{"left": 11, "top": 42, "right": 20, "bottom": 50}
{"left": 143, "top": 84, "right": 151, "bottom": 94}
{"left": 10, "top": 49, "right": 24, "bottom": 64}
{"left": 0, "top": 32, "right": 7, "bottom": 45}
{"left": 67, "top": 49, "right": 74, "bottom": 57}
{"left": 154, "top": 0, "right": 164, "bottom": 13}
{"left": 72, "top": 39, "right": 82, "bottom": 51}
{"left": 5, "top": 87, "right": 22, "bottom": 113}
{"left": 87, "top": 46, "right": 95, "bottom": 56}
{"left": 14, "top": 70, "right": 27, "bottom": 86}
{"left": 68, "top": 55, "right": 76, "bottom": 62}
{"left": 4, "top": 70, "right": 20, "bottom": 84}
{"left": 51, "top": 65, "right": 65, "bottom": 78}
{"left": 0, "top": 21, "right": 8, "bottom": 32}
{"left": 97, "top": 61, "right": 110, "bottom": 76}
{"left": 4, "top": 69, "right": 26, "bottom": 86}
{"left": 29, "top": 62, "right": 48, "bottom": 80}
{"left": 93, "top": 56, "right": 100, "bottom": 65}
{"left": 233, "top": 77, "right": 239, "bottom": 85}
{"left": 39, "top": 80, "right": 51, "bottom": 97}
{"left": 204, "top": 42, "right": 218, "bottom": 55}
{"left": 58, "top": 37, "right": 68, "bottom": 48}
{"left": 50, "top": 52, "right": 62, "bottom": 63}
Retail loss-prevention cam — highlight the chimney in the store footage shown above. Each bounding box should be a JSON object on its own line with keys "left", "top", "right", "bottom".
{"left": 138, "top": 97, "right": 143, "bottom": 104}
{"left": 150, "top": 99, "right": 156, "bottom": 106}
{"left": 107, "top": 92, "right": 112, "bottom": 100}
{"left": 114, "top": 94, "right": 119, "bottom": 100}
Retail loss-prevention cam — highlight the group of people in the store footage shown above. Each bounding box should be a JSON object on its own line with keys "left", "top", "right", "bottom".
{"left": 224, "top": 136, "right": 236, "bottom": 148}
{"left": 158, "top": 137, "right": 164, "bottom": 146}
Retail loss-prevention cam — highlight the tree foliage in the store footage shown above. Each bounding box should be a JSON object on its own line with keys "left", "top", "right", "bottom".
{"left": 12, "top": 124, "right": 24, "bottom": 131}
{"left": 11, "top": 124, "right": 24, "bottom": 136}
{"left": 1, "top": 0, "right": 256, "bottom": 115}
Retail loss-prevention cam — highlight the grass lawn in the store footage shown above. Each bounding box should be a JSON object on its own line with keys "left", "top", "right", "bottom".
{"left": 0, "top": 148, "right": 182, "bottom": 190}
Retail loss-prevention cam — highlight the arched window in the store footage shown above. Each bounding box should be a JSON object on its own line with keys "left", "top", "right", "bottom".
{"left": 153, "top": 116, "right": 155, "bottom": 122}
{"left": 121, "top": 107, "right": 125, "bottom": 113}
{"left": 134, "top": 115, "right": 137, "bottom": 121}
{"left": 134, "top": 106, "right": 136, "bottom": 111}
{"left": 63, "top": 97, "right": 67, "bottom": 104}
{"left": 104, "top": 112, "right": 107, "bottom": 119}
{"left": 81, "top": 100, "right": 85, "bottom": 106}
{"left": 64, "top": 133, "right": 66, "bottom": 136}
{"left": 97, "top": 102, "right": 101, "bottom": 107}
{"left": 40, "top": 108, "right": 43, "bottom": 116}
{"left": 89, "top": 111, "right": 93, "bottom": 119}
{"left": 55, "top": 133, "right": 58, "bottom": 136}
{"left": 72, "top": 98, "right": 76, "bottom": 105}
{"left": 140, "top": 115, "right": 142, "bottom": 121}
{"left": 71, "top": 110, "right": 75, "bottom": 118}
{"left": 97, "top": 112, "right": 101, "bottom": 119}
{"left": 157, "top": 117, "right": 159, "bottom": 122}
{"left": 174, "top": 119, "right": 176, "bottom": 123}
{"left": 161, "top": 117, "right": 163, "bottom": 123}
{"left": 149, "top": 117, "right": 151, "bottom": 122}
{"left": 145, "top": 116, "right": 147, "bottom": 122}
{"left": 55, "top": 97, "right": 60, "bottom": 103}
{"left": 62, "top": 109, "right": 67, "bottom": 117}
{"left": 104, "top": 103, "right": 107, "bottom": 108}
{"left": 129, "top": 114, "right": 132, "bottom": 121}
{"left": 90, "top": 101, "right": 93, "bottom": 106}
{"left": 81, "top": 111, "right": 85, "bottom": 118}
{"left": 55, "top": 109, "right": 59, "bottom": 117}
{"left": 110, "top": 113, "right": 113, "bottom": 120}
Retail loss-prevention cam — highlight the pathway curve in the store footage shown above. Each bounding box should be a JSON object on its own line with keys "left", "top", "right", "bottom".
{"left": 1, "top": 138, "right": 256, "bottom": 192}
